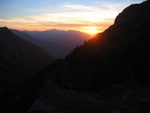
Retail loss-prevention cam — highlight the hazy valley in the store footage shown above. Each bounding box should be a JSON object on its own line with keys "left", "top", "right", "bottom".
{"left": 12, "top": 29, "right": 91, "bottom": 58}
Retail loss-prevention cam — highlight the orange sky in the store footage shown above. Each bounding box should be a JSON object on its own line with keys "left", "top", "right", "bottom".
{"left": 0, "top": 0, "right": 144, "bottom": 35}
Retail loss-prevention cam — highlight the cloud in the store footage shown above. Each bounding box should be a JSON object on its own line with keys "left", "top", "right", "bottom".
{"left": 62, "top": 4, "right": 96, "bottom": 11}
{"left": 40, "top": 22, "right": 110, "bottom": 28}
{"left": 0, "top": 18, "right": 32, "bottom": 24}
{"left": 100, "top": 3, "right": 129, "bottom": 11}
{"left": 0, "top": 2, "right": 133, "bottom": 32}
{"left": 26, "top": 3, "right": 119, "bottom": 24}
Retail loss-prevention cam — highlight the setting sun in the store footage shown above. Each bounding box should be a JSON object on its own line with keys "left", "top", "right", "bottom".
{"left": 85, "top": 27, "right": 100, "bottom": 35}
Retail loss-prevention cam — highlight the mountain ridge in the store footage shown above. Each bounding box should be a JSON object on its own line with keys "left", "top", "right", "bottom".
{"left": 12, "top": 29, "right": 91, "bottom": 58}
{"left": 0, "top": 27, "right": 54, "bottom": 95}
{"left": 114, "top": 0, "right": 150, "bottom": 25}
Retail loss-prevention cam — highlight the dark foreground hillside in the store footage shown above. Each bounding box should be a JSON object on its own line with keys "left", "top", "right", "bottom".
{"left": 0, "top": 27, "right": 54, "bottom": 95}
{"left": 1, "top": 1, "right": 150, "bottom": 113}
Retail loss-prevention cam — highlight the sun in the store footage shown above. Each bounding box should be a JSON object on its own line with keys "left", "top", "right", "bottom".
{"left": 85, "top": 27, "right": 100, "bottom": 35}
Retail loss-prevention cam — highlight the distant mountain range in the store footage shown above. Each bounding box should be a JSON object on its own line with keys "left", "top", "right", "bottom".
{"left": 1, "top": 0, "right": 150, "bottom": 113}
{"left": 12, "top": 29, "right": 91, "bottom": 58}
{"left": 0, "top": 27, "right": 54, "bottom": 95}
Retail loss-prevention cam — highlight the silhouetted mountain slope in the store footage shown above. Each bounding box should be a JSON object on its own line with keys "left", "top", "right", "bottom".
{"left": 115, "top": 0, "right": 150, "bottom": 25}
{"left": 0, "top": 27, "right": 54, "bottom": 94}
{"left": 47, "top": 0, "right": 150, "bottom": 92}
{"left": 1, "top": 1, "right": 150, "bottom": 113}
{"left": 22, "top": 29, "right": 91, "bottom": 58}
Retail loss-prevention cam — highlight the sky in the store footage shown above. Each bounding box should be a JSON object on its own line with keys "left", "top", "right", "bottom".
{"left": 0, "top": 0, "right": 145, "bottom": 35}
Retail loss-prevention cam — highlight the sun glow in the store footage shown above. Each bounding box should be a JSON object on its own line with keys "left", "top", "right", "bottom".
{"left": 85, "top": 26, "right": 100, "bottom": 35}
